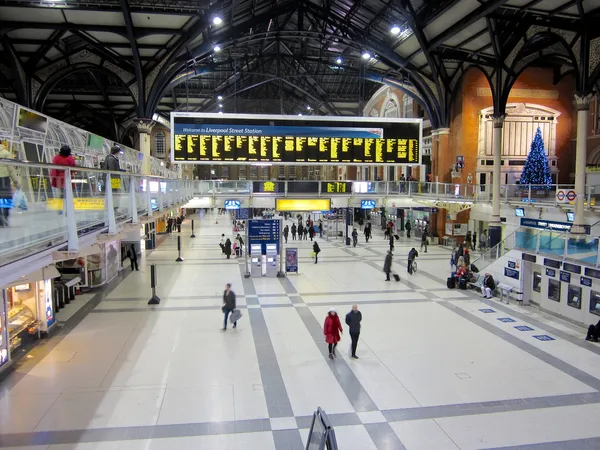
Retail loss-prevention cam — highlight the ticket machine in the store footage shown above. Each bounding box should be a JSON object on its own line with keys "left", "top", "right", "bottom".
{"left": 265, "top": 243, "right": 278, "bottom": 277}
{"left": 250, "top": 244, "right": 262, "bottom": 277}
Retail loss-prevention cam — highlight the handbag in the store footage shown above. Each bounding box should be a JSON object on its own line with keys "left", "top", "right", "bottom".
{"left": 311, "top": 251, "right": 316, "bottom": 258}
{"left": 12, "top": 189, "right": 27, "bottom": 211}
{"left": 230, "top": 309, "right": 242, "bottom": 323}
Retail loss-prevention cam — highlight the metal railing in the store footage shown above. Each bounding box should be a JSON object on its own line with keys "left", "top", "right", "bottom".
{"left": 191, "top": 180, "right": 598, "bottom": 208}
{"left": 0, "top": 159, "right": 194, "bottom": 266}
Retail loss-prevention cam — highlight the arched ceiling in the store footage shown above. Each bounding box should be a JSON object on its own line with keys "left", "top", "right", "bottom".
{"left": 0, "top": 0, "right": 599, "bottom": 138}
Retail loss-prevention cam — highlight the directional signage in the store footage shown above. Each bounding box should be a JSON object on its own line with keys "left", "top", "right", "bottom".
{"left": 248, "top": 219, "right": 280, "bottom": 255}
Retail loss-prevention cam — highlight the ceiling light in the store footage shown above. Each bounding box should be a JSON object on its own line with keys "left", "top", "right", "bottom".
{"left": 219, "top": 103, "right": 223, "bottom": 107}
{"left": 213, "top": 16, "right": 222, "bottom": 25}
{"left": 336, "top": 57, "right": 342, "bottom": 65}
{"left": 306, "top": 105, "right": 311, "bottom": 110}
{"left": 391, "top": 25, "right": 401, "bottom": 35}
{"left": 218, "top": 111, "right": 224, "bottom": 114}
{"left": 298, "top": 113, "right": 303, "bottom": 116}
{"left": 217, "top": 95, "right": 223, "bottom": 100}
{"left": 213, "top": 45, "right": 221, "bottom": 52}
{"left": 362, "top": 51, "right": 371, "bottom": 60}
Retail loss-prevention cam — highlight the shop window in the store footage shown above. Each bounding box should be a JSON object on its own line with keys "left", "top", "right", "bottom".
{"left": 154, "top": 131, "right": 166, "bottom": 158}
{"left": 533, "top": 272, "right": 542, "bottom": 293}
{"left": 567, "top": 285, "right": 582, "bottom": 309}
{"left": 548, "top": 279, "right": 561, "bottom": 302}
{"left": 590, "top": 291, "right": 600, "bottom": 316}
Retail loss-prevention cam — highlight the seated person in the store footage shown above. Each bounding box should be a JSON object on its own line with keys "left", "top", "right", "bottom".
{"left": 482, "top": 273, "right": 495, "bottom": 299}
{"left": 455, "top": 264, "right": 467, "bottom": 280}
{"left": 586, "top": 319, "right": 600, "bottom": 342}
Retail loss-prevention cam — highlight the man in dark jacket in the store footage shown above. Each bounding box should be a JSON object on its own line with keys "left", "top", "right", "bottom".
{"left": 408, "top": 248, "right": 418, "bottom": 275}
{"left": 482, "top": 273, "right": 495, "bottom": 299}
{"left": 222, "top": 283, "right": 237, "bottom": 330}
{"left": 345, "top": 305, "right": 362, "bottom": 359}
{"left": 586, "top": 319, "right": 600, "bottom": 342}
{"left": 384, "top": 251, "right": 393, "bottom": 281}
{"left": 103, "top": 145, "right": 122, "bottom": 171}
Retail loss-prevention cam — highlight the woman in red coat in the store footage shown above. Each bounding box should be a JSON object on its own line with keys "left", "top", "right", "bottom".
{"left": 324, "top": 308, "right": 343, "bottom": 359}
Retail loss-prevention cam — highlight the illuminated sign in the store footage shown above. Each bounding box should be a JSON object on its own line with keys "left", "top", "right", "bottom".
{"left": 361, "top": 200, "right": 377, "bottom": 209}
{"left": 110, "top": 177, "right": 121, "bottom": 189}
{"left": 520, "top": 218, "right": 590, "bottom": 234}
{"left": 47, "top": 198, "right": 105, "bottom": 211}
{"left": 321, "top": 182, "right": 350, "bottom": 193}
{"left": 225, "top": 200, "right": 241, "bottom": 210}
{"left": 171, "top": 114, "right": 421, "bottom": 165}
{"left": 275, "top": 198, "right": 331, "bottom": 212}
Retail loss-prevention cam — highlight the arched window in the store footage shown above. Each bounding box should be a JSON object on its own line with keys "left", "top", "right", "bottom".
{"left": 154, "top": 131, "right": 166, "bottom": 157}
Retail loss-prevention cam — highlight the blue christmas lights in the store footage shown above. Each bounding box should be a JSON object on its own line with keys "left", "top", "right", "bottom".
{"left": 520, "top": 127, "right": 552, "bottom": 190}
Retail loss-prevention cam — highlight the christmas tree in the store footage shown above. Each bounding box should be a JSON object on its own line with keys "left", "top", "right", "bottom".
{"left": 520, "top": 127, "right": 552, "bottom": 190}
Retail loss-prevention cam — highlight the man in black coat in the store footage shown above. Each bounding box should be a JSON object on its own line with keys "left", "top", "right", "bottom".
{"left": 586, "top": 319, "right": 600, "bottom": 342}
{"left": 222, "top": 283, "right": 237, "bottom": 330}
{"left": 383, "top": 251, "right": 393, "bottom": 281}
{"left": 345, "top": 305, "right": 362, "bottom": 359}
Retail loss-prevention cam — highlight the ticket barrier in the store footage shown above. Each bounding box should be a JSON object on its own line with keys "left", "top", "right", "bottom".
{"left": 250, "top": 244, "right": 262, "bottom": 277}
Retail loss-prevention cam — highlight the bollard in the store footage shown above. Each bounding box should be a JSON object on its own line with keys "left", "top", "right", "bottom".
{"left": 148, "top": 264, "right": 161, "bottom": 304}
{"left": 176, "top": 235, "right": 184, "bottom": 262}
{"left": 190, "top": 219, "right": 196, "bottom": 238}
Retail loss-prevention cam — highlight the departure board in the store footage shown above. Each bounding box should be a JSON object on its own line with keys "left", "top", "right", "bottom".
{"left": 171, "top": 113, "right": 421, "bottom": 165}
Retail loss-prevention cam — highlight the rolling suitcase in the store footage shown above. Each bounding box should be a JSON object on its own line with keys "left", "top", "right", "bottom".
{"left": 394, "top": 234, "right": 400, "bottom": 240}
{"left": 447, "top": 277, "right": 456, "bottom": 289}
{"left": 458, "top": 278, "right": 467, "bottom": 290}
{"left": 393, "top": 273, "right": 401, "bottom": 282}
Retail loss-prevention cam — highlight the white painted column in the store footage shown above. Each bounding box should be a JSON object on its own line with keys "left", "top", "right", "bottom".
{"left": 572, "top": 94, "right": 593, "bottom": 233}
{"left": 491, "top": 115, "right": 504, "bottom": 223}
{"left": 136, "top": 119, "right": 155, "bottom": 175}
{"left": 489, "top": 115, "right": 505, "bottom": 248}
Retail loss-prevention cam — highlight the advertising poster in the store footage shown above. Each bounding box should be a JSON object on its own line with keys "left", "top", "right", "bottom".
{"left": 44, "top": 279, "right": 55, "bottom": 329}
{"left": 286, "top": 248, "right": 298, "bottom": 273}
{"left": 105, "top": 241, "right": 120, "bottom": 283}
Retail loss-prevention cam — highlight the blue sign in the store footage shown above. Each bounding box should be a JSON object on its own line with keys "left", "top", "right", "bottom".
{"left": 533, "top": 335, "right": 555, "bottom": 341}
{"left": 515, "top": 325, "right": 534, "bottom": 331}
{"left": 0, "top": 198, "right": 13, "bottom": 209}
{"left": 361, "top": 200, "right": 377, "bottom": 209}
{"left": 285, "top": 248, "right": 298, "bottom": 273}
{"left": 174, "top": 123, "right": 383, "bottom": 138}
{"left": 508, "top": 261, "right": 516, "bottom": 269}
{"left": 560, "top": 271, "right": 571, "bottom": 283}
{"left": 520, "top": 218, "right": 590, "bottom": 234}
{"left": 546, "top": 268, "right": 556, "bottom": 277}
{"left": 248, "top": 219, "right": 280, "bottom": 255}
{"left": 236, "top": 208, "right": 250, "bottom": 220}
{"left": 479, "top": 308, "right": 496, "bottom": 313}
{"left": 581, "top": 276, "right": 593, "bottom": 287}
{"left": 504, "top": 267, "right": 520, "bottom": 280}
{"left": 225, "top": 200, "right": 240, "bottom": 210}
{"left": 497, "top": 318, "right": 516, "bottom": 323}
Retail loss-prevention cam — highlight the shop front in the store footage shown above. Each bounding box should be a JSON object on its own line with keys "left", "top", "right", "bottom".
{"left": 1, "top": 266, "right": 60, "bottom": 373}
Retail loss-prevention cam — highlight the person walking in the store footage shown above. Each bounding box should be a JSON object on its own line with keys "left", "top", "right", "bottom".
{"left": 0, "top": 144, "right": 20, "bottom": 227}
{"left": 303, "top": 226, "right": 309, "bottom": 240}
{"left": 324, "top": 308, "right": 343, "bottom": 359}
{"left": 50, "top": 145, "right": 76, "bottom": 199}
{"left": 176, "top": 216, "right": 182, "bottom": 233}
{"left": 313, "top": 240, "right": 321, "bottom": 264}
{"left": 318, "top": 219, "right": 323, "bottom": 238}
{"left": 408, "top": 247, "right": 418, "bottom": 275}
{"left": 224, "top": 237, "right": 232, "bottom": 259}
{"left": 420, "top": 230, "right": 428, "bottom": 253}
{"left": 352, "top": 227, "right": 358, "bottom": 247}
{"left": 464, "top": 248, "right": 471, "bottom": 269}
{"left": 345, "top": 305, "right": 362, "bottom": 359}
{"left": 283, "top": 225, "right": 289, "bottom": 243}
{"left": 480, "top": 230, "right": 488, "bottom": 250}
{"left": 298, "top": 223, "right": 304, "bottom": 240}
{"left": 220, "top": 233, "right": 226, "bottom": 254}
{"left": 389, "top": 233, "right": 394, "bottom": 253}
{"left": 222, "top": 283, "right": 237, "bottom": 330}
{"left": 405, "top": 220, "right": 412, "bottom": 238}
{"left": 291, "top": 223, "right": 297, "bottom": 240}
{"left": 384, "top": 250, "right": 393, "bottom": 281}
{"left": 127, "top": 244, "right": 139, "bottom": 271}
{"left": 472, "top": 231, "right": 477, "bottom": 251}
{"left": 309, "top": 224, "right": 315, "bottom": 241}
{"left": 364, "top": 222, "right": 371, "bottom": 243}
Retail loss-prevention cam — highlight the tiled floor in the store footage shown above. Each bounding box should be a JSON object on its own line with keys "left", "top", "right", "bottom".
{"left": 2, "top": 212, "right": 600, "bottom": 449}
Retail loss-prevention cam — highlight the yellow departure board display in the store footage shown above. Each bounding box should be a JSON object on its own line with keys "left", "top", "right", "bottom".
{"left": 171, "top": 116, "right": 421, "bottom": 164}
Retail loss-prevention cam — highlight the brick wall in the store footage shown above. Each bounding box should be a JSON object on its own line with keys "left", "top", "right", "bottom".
{"left": 450, "top": 67, "right": 575, "bottom": 184}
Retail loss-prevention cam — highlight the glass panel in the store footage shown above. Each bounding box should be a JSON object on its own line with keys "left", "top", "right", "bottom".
{"left": 567, "top": 284, "right": 582, "bottom": 309}
{"left": 590, "top": 290, "right": 600, "bottom": 316}
{"left": 548, "top": 279, "right": 561, "bottom": 302}
{"left": 538, "top": 230, "right": 565, "bottom": 256}
{"left": 566, "top": 236, "right": 599, "bottom": 265}
{"left": 515, "top": 228, "right": 538, "bottom": 251}
{"left": 0, "top": 164, "right": 68, "bottom": 265}
{"left": 73, "top": 168, "right": 109, "bottom": 234}
{"left": 533, "top": 272, "right": 542, "bottom": 293}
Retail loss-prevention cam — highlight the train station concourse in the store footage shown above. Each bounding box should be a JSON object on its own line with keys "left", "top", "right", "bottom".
{"left": 3, "top": 0, "right": 600, "bottom": 448}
